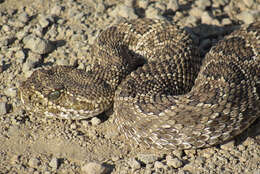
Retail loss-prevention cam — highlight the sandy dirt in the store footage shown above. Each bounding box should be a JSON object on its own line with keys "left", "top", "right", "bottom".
{"left": 0, "top": 0, "right": 259, "bottom": 173}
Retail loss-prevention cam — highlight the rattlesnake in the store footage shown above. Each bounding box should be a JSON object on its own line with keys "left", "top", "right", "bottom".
{"left": 19, "top": 18, "right": 260, "bottom": 149}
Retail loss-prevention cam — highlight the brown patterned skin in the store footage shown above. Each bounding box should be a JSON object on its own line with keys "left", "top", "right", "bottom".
{"left": 19, "top": 19, "right": 260, "bottom": 149}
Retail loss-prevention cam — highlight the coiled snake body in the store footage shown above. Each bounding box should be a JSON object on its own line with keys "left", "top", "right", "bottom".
{"left": 20, "top": 19, "right": 260, "bottom": 149}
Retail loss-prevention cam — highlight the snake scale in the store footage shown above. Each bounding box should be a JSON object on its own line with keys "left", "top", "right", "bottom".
{"left": 20, "top": 18, "right": 260, "bottom": 149}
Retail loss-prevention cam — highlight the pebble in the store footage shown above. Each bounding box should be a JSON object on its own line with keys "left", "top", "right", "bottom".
{"left": 70, "top": 123, "right": 77, "bottom": 129}
{"left": 0, "top": 102, "right": 7, "bottom": 115}
{"left": 237, "top": 11, "right": 259, "bottom": 24}
{"left": 195, "top": 0, "right": 211, "bottom": 10}
{"left": 202, "top": 13, "right": 220, "bottom": 25}
{"left": 243, "top": 0, "right": 254, "bottom": 8}
{"left": 145, "top": 5, "right": 163, "bottom": 19}
{"left": 81, "top": 120, "right": 89, "bottom": 127}
{"left": 81, "top": 162, "right": 107, "bottom": 174}
{"left": 39, "top": 16, "right": 50, "bottom": 28}
{"left": 10, "top": 155, "right": 19, "bottom": 165}
{"left": 184, "top": 16, "right": 197, "bottom": 26}
{"left": 221, "top": 18, "right": 232, "bottom": 25}
{"left": 171, "top": 150, "right": 184, "bottom": 159}
{"left": 49, "top": 158, "right": 58, "bottom": 169}
{"left": 154, "top": 161, "right": 165, "bottom": 169}
{"left": 220, "top": 140, "right": 235, "bottom": 150}
{"left": 28, "top": 157, "right": 40, "bottom": 168}
{"left": 189, "top": 7, "right": 204, "bottom": 19}
{"left": 22, "top": 52, "right": 42, "bottom": 74}
{"left": 242, "top": 137, "right": 255, "bottom": 146}
{"left": 167, "top": 0, "right": 179, "bottom": 11}
{"left": 138, "top": 0, "right": 149, "bottom": 9}
{"left": 137, "top": 154, "right": 159, "bottom": 164}
{"left": 18, "top": 12, "right": 29, "bottom": 23}
{"left": 50, "top": 5, "right": 64, "bottom": 16}
{"left": 2, "top": 25, "right": 11, "bottom": 32}
{"left": 111, "top": 5, "right": 138, "bottom": 19}
{"left": 128, "top": 158, "right": 141, "bottom": 170}
{"left": 15, "top": 50, "right": 26, "bottom": 63}
{"left": 91, "top": 117, "right": 101, "bottom": 126}
{"left": 166, "top": 155, "right": 183, "bottom": 168}
{"left": 56, "top": 58, "right": 70, "bottom": 66}
{"left": 4, "top": 88, "right": 17, "bottom": 98}
{"left": 23, "top": 34, "right": 54, "bottom": 54}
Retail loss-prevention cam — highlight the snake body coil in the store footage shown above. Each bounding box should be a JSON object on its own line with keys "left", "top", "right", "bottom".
{"left": 20, "top": 19, "right": 260, "bottom": 149}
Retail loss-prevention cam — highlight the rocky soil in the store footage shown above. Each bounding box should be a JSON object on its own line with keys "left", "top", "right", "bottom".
{"left": 0, "top": 0, "right": 259, "bottom": 173}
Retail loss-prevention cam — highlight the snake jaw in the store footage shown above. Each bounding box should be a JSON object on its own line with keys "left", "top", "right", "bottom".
{"left": 19, "top": 66, "right": 114, "bottom": 119}
{"left": 19, "top": 83, "right": 110, "bottom": 119}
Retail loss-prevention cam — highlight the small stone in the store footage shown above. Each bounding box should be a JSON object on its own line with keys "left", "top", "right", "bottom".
{"left": 166, "top": 156, "right": 183, "bottom": 168}
{"left": 111, "top": 156, "right": 120, "bottom": 161}
{"left": 18, "top": 12, "right": 29, "bottom": 23}
{"left": 91, "top": 117, "right": 101, "bottom": 126}
{"left": 56, "top": 58, "right": 69, "bottom": 66}
{"left": 184, "top": 16, "right": 198, "bottom": 26}
{"left": 23, "top": 34, "right": 54, "bottom": 54}
{"left": 145, "top": 6, "right": 163, "bottom": 19}
{"left": 201, "top": 11, "right": 214, "bottom": 24}
{"left": 16, "top": 28, "right": 29, "bottom": 41}
{"left": 137, "top": 154, "right": 159, "bottom": 164}
{"left": 10, "top": 155, "right": 19, "bottom": 164}
{"left": 167, "top": 0, "right": 179, "bottom": 11}
{"left": 189, "top": 7, "right": 204, "bottom": 18}
{"left": 154, "top": 161, "right": 165, "bottom": 169}
{"left": 70, "top": 123, "right": 77, "bottom": 129}
{"left": 22, "top": 52, "right": 42, "bottom": 75}
{"left": 222, "top": 18, "right": 232, "bottom": 25}
{"left": 15, "top": 50, "right": 26, "bottom": 63}
{"left": 28, "top": 157, "right": 40, "bottom": 168}
{"left": 81, "top": 162, "right": 107, "bottom": 174}
{"left": 49, "top": 158, "right": 58, "bottom": 169}
{"left": 237, "top": 145, "right": 245, "bottom": 151}
{"left": 116, "top": 5, "right": 138, "bottom": 19}
{"left": 128, "top": 158, "right": 141, "bottom": 170}
{"left": 237, "top": 11, "right": 259, "bottom": 24}
{"left": 138, "top": 0, "right": 149, "bottom": 9}
{"left": 171, "top": 150, "right": 184, "bottom": 159}
{"left": 51, "top": 5, "right": 63, "bottom": 16}
{"left": 220, "top": 140, "right": 235, "bottom": 150}
{"left": 124, "top": 0, "right": 134, "bottom": 7}
{"left": 0, "top": 102, "right": 7, "bottom": 115}
{"left": 4, "top": 88, "right": 17, "bottom": 98}
{"left": 243, "top": 0, "right": 254, "bottom": 7}
{"left": 195, "top": 0, "right": 211, "bottom": 10}
{"left": 39, "top": 16, "right": 50, "bottom": 28}
{"left": 243, "top": 137, "right": 255, "bottom": 146}
{"left": 2, "top": 25, "right": 11, "bottom": 32}
{"left": 81, "top": 120, "right": 89, "bottom": 127}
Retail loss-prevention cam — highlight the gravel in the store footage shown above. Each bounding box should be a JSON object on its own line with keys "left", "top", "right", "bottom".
{"left": 0, "top": 102, "right": 7, "bottom": 115}
{"left": 49, "top": 158, "right": 58, "bottom": 169}
{"left": 0, "top": 0, "right": 259, "bottom": 173}
{"left": 81, "top": 162, "right": 107, "bottom": 174}
{"left": 137, "top": 154, "right": 160, "bottom": 164}
{"left": 23, "top": 34, "right": 55, "bottom": 54}
{"left": 28, "top": 157, "right": 40, "bottom": 168}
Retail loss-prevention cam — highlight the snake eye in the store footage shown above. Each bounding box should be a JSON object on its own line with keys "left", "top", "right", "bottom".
{"left": 48, "top": 91, "right": 61, "bottom": 100}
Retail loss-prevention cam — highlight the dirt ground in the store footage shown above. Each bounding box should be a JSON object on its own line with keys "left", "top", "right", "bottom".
{"left": 0, "top": 0, "right": 259, "bottom": 173}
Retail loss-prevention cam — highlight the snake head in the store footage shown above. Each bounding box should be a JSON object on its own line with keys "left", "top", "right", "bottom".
{"left": 19, "top": 66, "right": 113, "bottom": 119}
